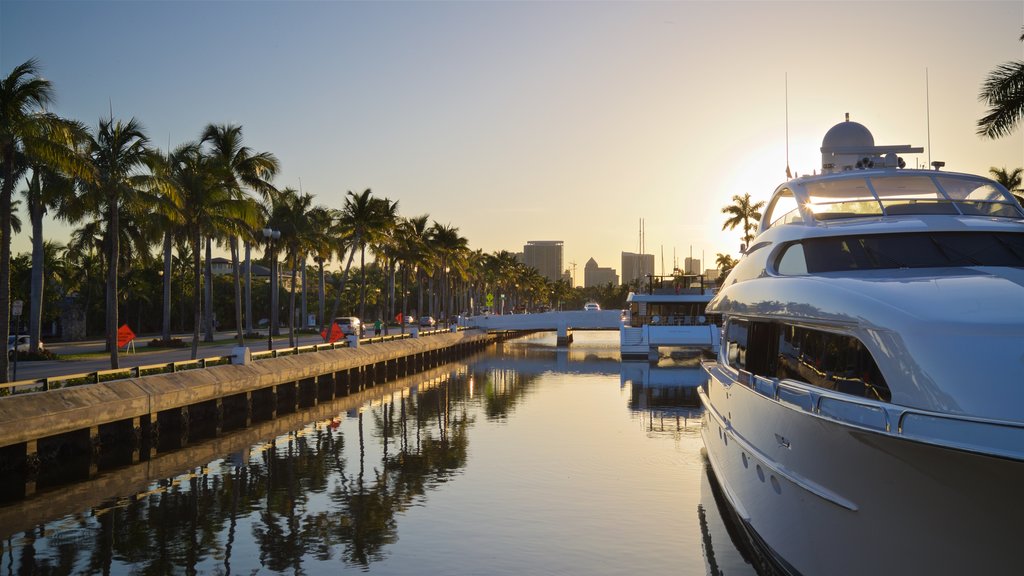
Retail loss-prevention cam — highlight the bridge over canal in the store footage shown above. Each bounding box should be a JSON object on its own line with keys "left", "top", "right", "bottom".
{"left": 469, "top": 310, "right": 621, "bottom": 344}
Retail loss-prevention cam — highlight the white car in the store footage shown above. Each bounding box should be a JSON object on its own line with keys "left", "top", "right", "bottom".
{"left": 333, "top": 316, "right": 362, "bottom": 337}
{"left": 8, "top": 335, "right": 42, "bottom": 359}
{"left": 583, "top": 302, "right": 601, "bottom": 311}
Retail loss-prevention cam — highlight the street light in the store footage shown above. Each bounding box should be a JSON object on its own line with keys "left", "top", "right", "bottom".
{"left": 263, "top": 227, "right": 281, "bottom": 351}
{"left": 11, "top": 299, "right": 23, "bottom": 381}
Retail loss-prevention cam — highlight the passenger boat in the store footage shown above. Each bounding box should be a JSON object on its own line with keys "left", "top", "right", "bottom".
{"left": 699, "top": 117, "right": 1024, "bottom": 575}
{"left": 619, "top": 274, "right": 721, "bottom": 360}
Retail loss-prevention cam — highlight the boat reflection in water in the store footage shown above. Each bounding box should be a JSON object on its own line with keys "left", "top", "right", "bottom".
{"left": 620, "top": 357, "right": 705, "bottom": 436}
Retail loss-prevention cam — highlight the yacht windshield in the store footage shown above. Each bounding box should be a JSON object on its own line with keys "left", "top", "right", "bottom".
{"left": 779, "top": 232, "right": 1024, "bottom": 273}
{"left": 796, "top": 174, "right": 1024, "bottom": 222}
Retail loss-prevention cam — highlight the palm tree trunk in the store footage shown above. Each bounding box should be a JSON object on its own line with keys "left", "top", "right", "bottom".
{"left": 270, "top": 246, "right": 279, "bottom": 337}
{"left": 358, "top": 244, "right": 366, "bottom": 322}
{"left": 300, "top": 256, "right": 307, "bottom": 330}
{"left": 28, "top": 183, "right": 44, "bottom": 353}
{"left": 161, "top": 230, "right": 172, "bottom": 342}
{"left": 289, "top": 252, "right": 297, "bottom": 347}
{"left": 106, "top": 199, "right": 120, "bottom": 369}
{"left": 191, "top": 228, "right": 201, "bottom": 360}
{"left": 244, "top": 241, "right": 253, "bottom": 335}
{"left": 231, "top": 237, "right": 243, "bottom": 346}
{"left": 318, "top": 261, "right": 326, "bottom": 330}
{"left": 204, "top": 237, "right": 214, "bottom": 342}
{"left": 0, "top": 154, "right": 14, "bottom": 381}
{"left": 401, "top": 265, "right": 407, "bottom": 335}
{"left": 323, "top": 235, "right": 360, "bottom": 337}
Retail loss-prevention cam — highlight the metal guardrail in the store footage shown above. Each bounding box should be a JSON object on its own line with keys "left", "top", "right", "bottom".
{"left": 0, "top": 326, "right": 466, "bottom": 396}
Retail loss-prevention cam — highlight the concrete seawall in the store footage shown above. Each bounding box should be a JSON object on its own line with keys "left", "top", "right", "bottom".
{"left": 0, "top": 329, "right": 495, "bottom": 500}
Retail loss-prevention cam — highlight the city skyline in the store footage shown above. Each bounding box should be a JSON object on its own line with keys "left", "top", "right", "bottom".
{"left": 3, "top": 1, "right": 1022, "bottom": 272}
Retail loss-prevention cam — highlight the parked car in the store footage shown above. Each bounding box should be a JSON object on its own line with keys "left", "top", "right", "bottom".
{"left": 583, "top": 302, "right": 601, "bottom": 311}
{"left": 333, "top": 316, "right": 362, "bottom": 337}
{"left": 419, "top": 316, "right": 436, "bottom": 328}
{"left": 8, "top": 335, "right": 42, "bottom": 359}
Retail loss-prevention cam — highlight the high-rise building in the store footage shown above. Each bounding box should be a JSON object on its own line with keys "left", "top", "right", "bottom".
{"left": 523, "top": 241, "right": 563, "bottom": 282}
{"left": 584, "top": 258, "right": 618, "bottom": 288}
{"left": 621, "top": 251, "right": 654, "bottom": 285}
{"left": 684, "top": 257, "right": 702, "bottom": 275}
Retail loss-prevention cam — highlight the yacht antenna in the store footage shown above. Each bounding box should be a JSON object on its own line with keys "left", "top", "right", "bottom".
{"left": 926, "top": 68, "right": 932, "bottom": 168}
{"left": 785, "top": 72, "right": 792, "bottom": 179}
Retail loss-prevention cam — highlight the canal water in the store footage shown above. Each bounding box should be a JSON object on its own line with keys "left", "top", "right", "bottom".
{"left": 0, "top": 332, "right": 767, "bottom": 575}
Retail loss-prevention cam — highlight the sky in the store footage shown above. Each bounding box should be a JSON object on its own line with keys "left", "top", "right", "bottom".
{"left": 2, "top": 0, "right": 1022, "bottom": 285}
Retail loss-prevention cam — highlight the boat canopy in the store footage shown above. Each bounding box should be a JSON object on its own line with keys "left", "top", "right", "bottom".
{"left": 762, "top": 171, "right": 1024, "bottom": 232}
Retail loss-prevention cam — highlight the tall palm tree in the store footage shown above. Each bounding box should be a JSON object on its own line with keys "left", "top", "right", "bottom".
{"left": 167, "top": 142, "right": 220, "bottom": 358}
{"left": 268, "top": 187, "right": 314, "bottom": 347}
{"left": 429, "top": 222, "right": 468, "bottom": 321}
{"left": 0, "top": 59, "right": 91, "bottom": 379}
{"left": 721, "top": 193, "right": 765, "bottom": 249}
{"left": 392, "top": 216, "right": 426, "bottom": 332}
{"left": 141, "top": 147, "right": 188, "bottom": 344}
{"left": 366, "top": 198, "right": 399, "bottom": 326}
{"left": 78, "top": 117, "right": 161, "bottom": 368}
{"left": 22, "top": 164, "right": 78, "bottom": 352}
{"left": 977, "top": 28, "right": 1024, "bottom": 139}
{"left": 201, "top": 124, "right": 278, "bottom": 345}
{"left": 307, "top": 206, "right": 338, "bottom": 330}
{"left": 324, "top": 189, "right": 374, "bottom": 336}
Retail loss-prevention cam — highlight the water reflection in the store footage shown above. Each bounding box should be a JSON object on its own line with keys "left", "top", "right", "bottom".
{"left": 0, "top": 332, "right": 776, "bottom": 575}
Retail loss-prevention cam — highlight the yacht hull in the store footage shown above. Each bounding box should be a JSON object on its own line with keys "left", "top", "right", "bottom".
{"left": 699, "top": 364, "right": 1023, "bottom": 576}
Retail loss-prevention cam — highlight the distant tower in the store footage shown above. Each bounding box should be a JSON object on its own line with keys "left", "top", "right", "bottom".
{"left": 523, "top": 241, "right": 564, "bottom": 282}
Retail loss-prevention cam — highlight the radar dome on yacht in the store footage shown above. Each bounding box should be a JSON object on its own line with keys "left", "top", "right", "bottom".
{"left": 821, "top": 114, "right": 874, "bottom": 149}
{"left": 819, "top": 113, "right": 921, "bottom": 173}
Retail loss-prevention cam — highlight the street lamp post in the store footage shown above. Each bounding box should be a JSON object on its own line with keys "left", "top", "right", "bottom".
{"left": 263, "top": 227, "right": 281, "bottom": 351}
{"left": 11, "top": 299, "right": 23, "bottom": 381}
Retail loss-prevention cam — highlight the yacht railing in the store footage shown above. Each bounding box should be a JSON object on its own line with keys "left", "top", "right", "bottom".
{"left": 706, "top": 363, "right": 1024, "bottom": 462}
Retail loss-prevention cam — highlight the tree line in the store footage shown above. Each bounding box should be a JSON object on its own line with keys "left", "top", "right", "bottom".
{"left": 0, "top": 59, "right": 653, "bottom": 382}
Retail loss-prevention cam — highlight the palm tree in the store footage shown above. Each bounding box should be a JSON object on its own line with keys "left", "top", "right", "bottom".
{"left": 268, "top": 187, "right": 314, "bottom": 347}
{"left": 0, "top": 59, "right": 91, "bottom": 379}
{"left": 721, "top": 193, "right": 765, "bottom": 250}
{"left": 989, "top": 166, "right": 1024, "bottom": 205}
{"left": 307, "top": 206, "right": 338, "bottom": 331}
{"left": 22, "top": 163, "right": 78, "bottom": 353}
{"left": 78, "top": 117, "right": 160, "bottom": 368}
{"left": 201, "top": 124, "right": 278, "bottom": 345}
{"left": 324, "top": 189, "right": 374, "bottom": 336}
{"left": 166, "top": 142, "right": 218, "bottom": 358}
{"left": 429, "top": 222, "right": 468, "bottom": 321}
{"left": 715, "top": 253, "right": 738, "bottom": 279}
{"left": 977, "top": 28, "right": 1024, "bottom": 139}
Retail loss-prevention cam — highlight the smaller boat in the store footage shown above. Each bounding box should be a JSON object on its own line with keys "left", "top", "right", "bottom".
{"left": 620, "top": 274, "right": 721, "bottom": 360}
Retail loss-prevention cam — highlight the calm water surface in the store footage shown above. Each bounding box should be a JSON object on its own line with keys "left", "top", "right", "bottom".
{"left": 0, "top": 332, "right": 763, "bottom": 575}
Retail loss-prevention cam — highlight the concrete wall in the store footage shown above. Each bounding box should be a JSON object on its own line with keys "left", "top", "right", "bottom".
{"left": 0, "top": 330, "right": 493, "bottom": 450}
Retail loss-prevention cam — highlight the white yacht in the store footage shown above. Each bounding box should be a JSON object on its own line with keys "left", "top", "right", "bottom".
{"left": 620, "top": 274, "right": 721, "bottom": 360}
{"left": 699, "top": 117, "right": 1024, "bottom": 575}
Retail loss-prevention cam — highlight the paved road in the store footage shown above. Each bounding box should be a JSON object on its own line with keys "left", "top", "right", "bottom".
{"left": 10, "top": 330, "right": 341, "bottom": 383}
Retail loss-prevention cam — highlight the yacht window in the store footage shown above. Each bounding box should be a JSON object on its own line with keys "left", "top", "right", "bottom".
{"left": 776, "top": 325, "right": 890, "bottom": 402}
{"left": 796, "top": 232, "right": 1024, "bottom": 272}
{"left": 725, "top": 319, "right": 748, "bottom": 369}
{"left": 724, "top": 319, "right": 778, "bottom": 375}
{"left": 766, "top": 191, "right": 799, "bottom": 229}
{"left": 776, "top": 243, "right": 808, "bottom": 275}
{"left": 726, "top": 318, "right": 891, "bottom": 402}
{"left": 805, "top": 178, "right": 882, "bottom": 220}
